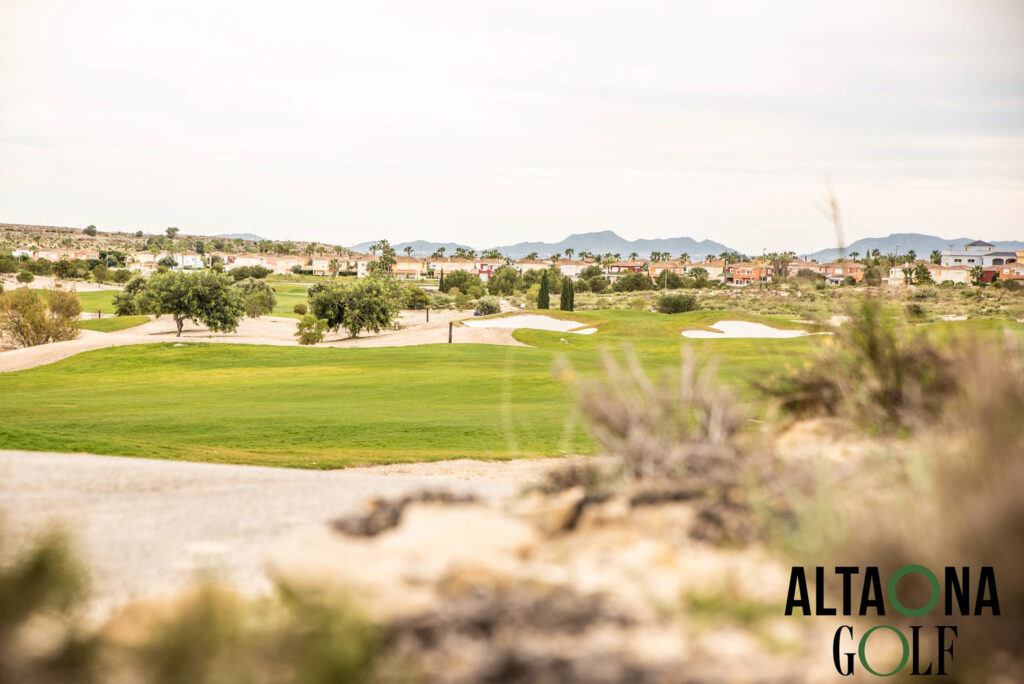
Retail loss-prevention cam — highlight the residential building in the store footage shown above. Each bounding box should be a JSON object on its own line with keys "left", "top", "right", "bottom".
{"left": 941, "top": 240, "right": 1019, "bottom": 268}
{"left": 725, "top": 262, "right": 771, "bottom": 286}
{"left": 821, "top": 262, "right": 865, "bottom": 284}
{"left": 553, "top": 259, "right": 591, "bottom": 279}
{"left": 512, "top": 259, "right": 551, "bottom": 274}
{"left": 392, "top": 256, "right": 425, "bottom": 280}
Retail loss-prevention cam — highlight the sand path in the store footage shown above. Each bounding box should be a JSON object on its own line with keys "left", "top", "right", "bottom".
{"left": 0, "top": 309, "right": 525, "bottom": 372}
{"left": 0, "top": 450, "right": 562, "bottom": 620}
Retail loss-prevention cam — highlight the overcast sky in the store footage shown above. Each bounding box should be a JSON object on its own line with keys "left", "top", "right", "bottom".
{"left": 2, "top": 0, "right": 1022, "bottom": 254}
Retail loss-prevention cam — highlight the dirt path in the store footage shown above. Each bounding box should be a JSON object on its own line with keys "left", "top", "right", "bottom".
{"left": 0, "top": 450, "right": 561, "bottom": 620}
{"left": 0, "top": 309, "right": 525, "bottom": 372}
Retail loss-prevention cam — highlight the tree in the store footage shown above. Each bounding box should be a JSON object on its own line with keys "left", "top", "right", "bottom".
{"left": 135, "top": 230, "right": 144, "bottom": 238}
{"left": 971, "top": 266, "right": 984, "bottom": 283}
{"left": 157, "top": 255, "right": 177, "bottom": 269}
{"left": 579, "top": 265, "right": 603, "bottom": 280}
{"left": 588, "top": 275, "right": 609, "bottom": 293}
{"left": 907, "top": 250, "right": 917, "bottom": 263}
{"left": 612, "top": 272, "right": 655, "bottom": 292}
{"left": 655, "top": 293, "right": 698, "bottom": 314}
{"left": 234, "top": 277, "right": 277, "bottom": 317}
{"left": 140, "top": 271, "right": 244, "bottom": 336}
{"left": 559, "top": 277, "right": 574, "bottom": 311}
{"left": 166, "top": 227, "right": 179, "bottom": 239}
{"left": 308, "top": 276, "right": 401, "bottom": 338}
{"left": 564, "top": 248, "right": 574, "bottom": 260}
{"left": 84, "top": 225, "right": 98, "bottom": 236}
{"left": 17, "top": 271, "right": 34, "bottom": 284}
{"left": 930, "top": 250, "right": 942, "bottom": 264}
{"left": 476, "top": 296, "right": 501, "bottom": 315}
{"left": 328, "top": 258, "right": 341, "bottom": 276}
{"left": 0, "top": 255, "right": 18, "bottom": 274}
{"left": 438, "top": 269, "right": 444, "bottom": 291}
{"left": 487, "top": 265, "right": 521, "bottom": 296}
{"left": 113, "top": 276, "right": 148, "bottom": 315}
{"left": 439, "top": 269, "right": 482, "bottom": 295}
{"left": 403, "top": 246, "right": 414, "bottom": 257}
{"left": 431, "top": 247, "right": 446, "bottom": 259}
{"left": 368, "top": 240, "right": 396, "bottom": 274}
{"left": 91, "top": 263, "right": 110, "bottom": 284}
{"left": 0, "top": 287, "right": 81, "bottom": 348}
{"left": 628, "top": 252, "right": 638, "bottom": 261}
{"left": 295, "top": 313, "right": 328, "bottom": 345}
{"left": 913, "top": 262, "right": 934, "bottom": 284}
{"left": 524, "top": 252, "right": 539, "bottom": 260}
{"left": 657, "top": 270, "right": 682, "bottom": 289}
{"left": 679, "top": 252, "right": 690, "bottom": 262}
{"left": 195, "top": 240, "right": 206, "bottom": 255}
{"left": 537, "top": 271, "right": 550, "bottom": 309}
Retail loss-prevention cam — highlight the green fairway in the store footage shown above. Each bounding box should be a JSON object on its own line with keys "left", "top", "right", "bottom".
{"left": 77, "top": 315, "right": 149, "bottom": 332}
{"left": 0, "top": 309, "right": 829, "bottom": 467}
{"left": 268, "top": 283, "right": 311, "bottom": 317}
{"left": 75, "top": 290, "right": 118, "bottom": 314}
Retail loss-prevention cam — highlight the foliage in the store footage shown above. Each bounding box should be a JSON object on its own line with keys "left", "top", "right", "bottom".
{"left": 611, "top": 272, "right": 654, "bottom": 292}
{"left": 476, "top": 296, "right": 501, "bottom": 315}
{"left": 308, "top": 276, "right": 401, "bottom": 337}
{"left": 84, "top": 224, "right": 97, "bottom": 236}
{"left": 486, "top": 265, "right": 521, "bottom": 296}
{"left": 913, "top": 262, "right": 934, "bottom": 284}
{"left": 0, "top": 255, "right": 18, "bottom": 274}
{"left": 560, "top": 277, "right": 575, "bottom": 311}
{"left": 655, "top": 293, "right": 698, "bottom": 314}
{"left": 234, "top": 278, "right": 277, "bottom": 318}
{"left": 229, "top": 266, "right": 273, "bottom": 281}
{"left": 293, "top": 303, "right": 308, "bottom": 315}
{"left": 439, "top": 269, "right": 482, "bottom": 295}
{"left": 0, "top": 287, "right": 82, "bottom": 347}
{"left": 587, "top": 275, "right": 609, "bottom": 293}
{"left": 139, "top": 271, "right": 245, "bottom": 337}
{"left": 91, "top": 263, "right": 110, "bottom": 284}
{"left": 656, "top": 270, "right": 682, "bottom": 289}
{"left": 17, "top": 270, "right": 34, "bottom": 284}
{"left": 157, "top": 255, "right": 177, "bottom": 269}
{"left": 404, "top": 286, "right": 430, "bottom": 310}
{"left": 579, "top": 265, "right": 604, "bottom": 280}
{"left": 295, "top": 313, "right": 328, "bottom": 345}
{"left": 113, "top": 276, "right": 149, "bottom": 316}
{"left": 537, "top": 271, "right": 550, "bottom": 309}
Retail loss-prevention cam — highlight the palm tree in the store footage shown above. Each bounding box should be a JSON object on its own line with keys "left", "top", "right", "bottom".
{"left": 628, "top": 252, "right": 638, "bottom": 261}
{"left": 930, "top": 250, "right": 942, "bottom": 264}
{"left": 679, "top": 252, "right": 690, "bottom": 263}
{"left": 907, "top": 249, "right": 917, "bottom": 263}
{"left": 849, "top": 251, "right": 860, "bottom": 261}
{"left": 328, "top": 258, "right": 341, "bottom": 276}
{"left": 525, "top": 252, "right": 539, "bottom": 260}
{"left": 971, "top": 265, "right": 984, "bottom": 283}
{"left": 564, "top": 248, "right": 574, "bottom": 260}
{"left": 404, "top": 246, "right": 414, "bottom": 257}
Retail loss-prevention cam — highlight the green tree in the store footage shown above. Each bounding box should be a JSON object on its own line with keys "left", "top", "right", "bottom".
{"left": 537, "top": 271, "right": 550, "bottom": 309}
{"left": 157, "top": 255, "right": 177, "bottom": 269}
{"left": 588, "top": 275, "right": 609, "bottom": 293}
{"left": 930, "top": 250, "right": 942, "bottom": 264}
{"left": 559, "top": 277, "right": 574, "bottom": 311}
{"left": 140, "top": 271, "right": 244, "bottom": 336}
{"left": 166, "top": 227, "right": 179, "bottom": 239}
{"left": 91, "top": 263, "right": 110, "bottom": 284}
{"left": 328, "top": 258, "right": 341, "bottom": 276}
{"left": 913, "top": 262, "right": 934, "bottom": 284}
{"left": 308, "top": 276, "right": 400, "bottom": 338}
{"left": 612, "top": 272, "right": 655, "bottom": 292}
{"left": 579, "top": 265, "right": 603, "bottom": 280}
{"left": 438, "top": 269, "right": 444, "bottom": 292}
{"left": 0, "top": 287, "right": 81, "bottom": 347}
{"left": 487, "top": 265, "right": 521, "bottom": 296}
{"left": 971, "top": 266, "right": 984, "bottom": 283}
{"left": 84, "top": 225, "right": 98, "bottom": 236}
{"left": 295, "top": 313, "right": 328, "bottom": 345}
{"left": 113, "top": 277, "right": 149, "bottom": 315}
{"left": 439, "top": 269, "right": 482, "bottom": 294}
{"left": 234, "top": 277, "right": 277, "bottom": 318}
{"left": 17, "top": 271, "right": 34, "bottom": 284}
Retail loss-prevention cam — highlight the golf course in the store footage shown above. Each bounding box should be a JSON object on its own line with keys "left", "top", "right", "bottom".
{"left": 0, "top": 309, "right": 829, "bottom": 467}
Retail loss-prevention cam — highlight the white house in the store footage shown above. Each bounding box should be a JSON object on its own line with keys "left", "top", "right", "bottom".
{"left": 941, "top": 241, "right": 1019, "bottom": 268}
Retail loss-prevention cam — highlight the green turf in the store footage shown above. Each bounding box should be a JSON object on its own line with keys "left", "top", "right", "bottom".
{"left": 77, "top": 315, "right": 149, "bottom": 332}
{"left": 75, "top": 290, "right": 117, "bottom": 315}
{"left": 3, "top": 310, "right": 1013, "bottom": 468}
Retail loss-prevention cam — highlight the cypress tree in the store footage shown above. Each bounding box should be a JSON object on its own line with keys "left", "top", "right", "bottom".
{"left": 560, "top": 277, "right": 574, "bottom": 311}
{"left": 538, "top": 271, "right": 550, "bottom": 309}
{"left": 439, "top": 268, "right": 445, "bottom": 292}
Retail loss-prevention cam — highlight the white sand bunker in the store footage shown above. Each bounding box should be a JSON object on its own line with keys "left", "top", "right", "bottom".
{"left": 682, "top": 320, "right": 807, "bottom": 339}
{"left": 463, "top": 314, "right": 597, "bottom": 335}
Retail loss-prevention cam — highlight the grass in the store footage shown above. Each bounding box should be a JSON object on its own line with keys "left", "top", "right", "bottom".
{"left": 77, "top": 315, "right": 149, "bottom": 332}
{"left": 1, "top": 309, "right": 1015, "bottom": 467}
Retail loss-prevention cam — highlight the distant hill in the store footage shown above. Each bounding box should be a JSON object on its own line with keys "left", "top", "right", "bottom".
{"left": 805, "top": 233, "right": 1024, "bottom": 262}
{"left": 349, "top": 239, "right": 476, "bottom": 257}
{"left": 491, "top": 231, "right": 735, "bottom": 260}
{"left": 217, "top": 232, "right": 266, "bottom": 242}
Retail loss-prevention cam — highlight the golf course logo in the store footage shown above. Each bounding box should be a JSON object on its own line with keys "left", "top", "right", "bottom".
{"left": 785, "top": 565, "right": 1000, "bottom": 676}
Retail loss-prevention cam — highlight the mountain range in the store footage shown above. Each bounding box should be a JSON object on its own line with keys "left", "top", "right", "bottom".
{"left": 349, "top": 231, "right": 737, "bottom": 260}
{"left": 216, "top": 232, "right": 267, "bottom": 242}
{"left": 805, "top": 233, "right": 1024, "bottom": 262}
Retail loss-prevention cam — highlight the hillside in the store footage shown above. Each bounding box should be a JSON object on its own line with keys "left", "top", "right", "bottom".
{"left": 806, "top": 233, "right": 1024, "bottom": 261}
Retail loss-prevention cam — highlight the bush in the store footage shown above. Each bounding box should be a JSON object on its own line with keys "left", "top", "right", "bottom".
{"left": 295, "top": 313, "right": 328, "bottom": 345}
{"left": 0, "top": 255, "right": 18, "bottom": 274}
{"left": 293, "top": 303, "right": 308, "bottom": 315}
{"left": 579, "top": 265, "right": 604, "bottom": 280}
{"left": 229, "top": 265, "right": 273, "bottom": 281}
{"left": 655, "top": 293, "right": 698, "bottom": 314}
{"left": 628, "top": 297, "right": 647, "bottom": 310}
{"left": 112, "top": 269, "right": 132, "bottom": 284}
{"left": 17, "top": 270, "right": 34, "bottom": 284}
{"left": 234, "top": 277, "right": 277, "bottom": 318}
{"left": 404, "top": 286, "right": 430, "bottom": 310}
{"left": 587, "top": 276, "right": 609, "bottom": 293}
{"left": 0, "top": 287, "right": 82, "bottom": 347}
{"left": 439, "top": 269, "right": 483, "bottom": 295}
{"left": 656, "top": 270, "right": 682, "bottom": 289}
{"left": 612, "top": 272, "right": 654, "bottom": 292}
{"left": 476, "top": 296, "right": 501, "bottom": 315}
{"left": 26, "top": 259, "right": 53, "bottom": 276}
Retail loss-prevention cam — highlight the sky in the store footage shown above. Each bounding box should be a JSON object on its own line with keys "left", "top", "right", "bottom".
{"left": 1, "top": 0, "right": 1022, "bottom": 254}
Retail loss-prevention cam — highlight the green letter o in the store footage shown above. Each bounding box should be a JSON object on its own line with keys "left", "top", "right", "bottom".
{"left": 888, "top": 564, "right": 940, "bottom": 617}
{"left": 858, "top": 625, "right": 910, "bottom": 677}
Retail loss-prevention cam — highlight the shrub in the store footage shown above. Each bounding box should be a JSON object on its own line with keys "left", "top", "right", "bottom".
{"left": 628, "top": 297, "right": 647, "bottom": 310}
{"left": 295, "top": 313, "right": 328, "bottom": 345}
{"left": 439, "top": 269, "right": 483, "bottom": 295}
{"left": 476, "top": 296, "right": 501, "bottom": 315}
{"left": 559, "top": 277, "right": 575, "bottom": 311}
{"left": 537, "top": 272, "right": 550, "bottom": 309}
{"left": 0, "top": 287, "right": 82, "bottom": 347}
{"left": 17, "top": 270, "right": 34, "bottom": 284}
{"left": 404, "top": 286, "right": 430, "bottom": 310}
{"left": 656, "top": 270, "right": 682, "bottom": 289}
{"left": 84, "top": 224, "right": 97, "bottom": 236}
{"left": 587, "top": 276, "right": 609, "bottom": 293}
{"left": 0, "top": 255, "right": 18, "bottom": 274}
{"left": 112, "top": 269, "right": 132, "bottom": 284}
{"left": 612, "top": 272, "right": 654, "bottom": 292}
{"left": 113, "top": 276, "right": 148, "bottom": 316}
{"left": 26, "top": 259, "right": 53, "bottom": 275}
{"left": 656, "top": 293, "right": 698, "bottom": 314}
{"left": 293, "top": 303, "right": 308, "bottom": 315}
{"left": 233, "top": 277, "right": 277, "bottom": 318}
{"left": 430, "top": 292, "right": 453, "bottom": 309}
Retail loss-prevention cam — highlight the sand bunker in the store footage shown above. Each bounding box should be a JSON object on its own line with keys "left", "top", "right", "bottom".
{"left": 682, "top": 320, "right": 807, "bottom": 339}
{"left": 462, "top": 315, "right": 597, "bottom": 334}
